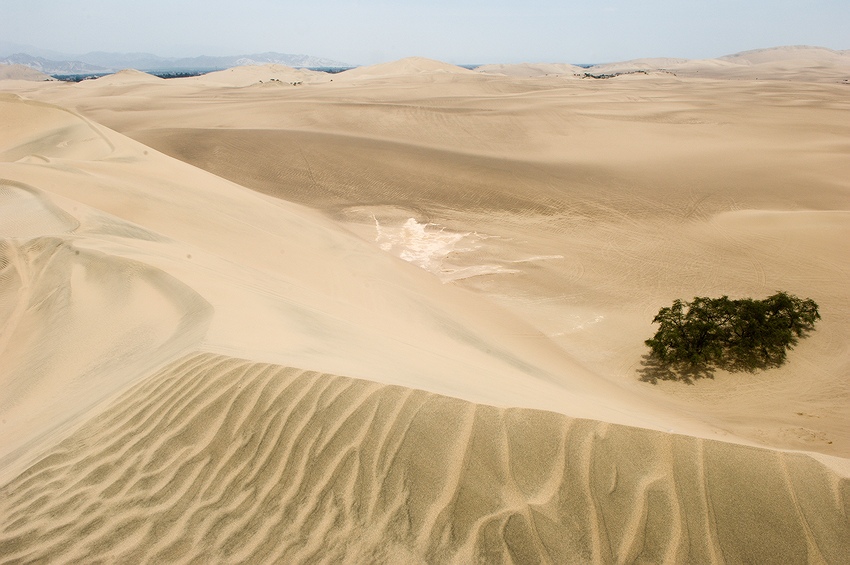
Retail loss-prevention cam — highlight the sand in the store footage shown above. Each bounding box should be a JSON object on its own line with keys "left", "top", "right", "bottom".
{"left": 1, "top": 47, "right": 849, "bottom": 562}
{"left": 2, "top": 353, "right": 848, "bottom": 563}
{"left": 579, "top": 46, "right": 850, "bottom": 83}
{"left": 475, "top": 62, "right": 585, "bottom": 77}
{"left": 0, "top": 64, "right": 55, "bottom": 82}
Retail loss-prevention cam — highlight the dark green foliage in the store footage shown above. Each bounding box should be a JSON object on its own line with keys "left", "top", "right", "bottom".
{"left": 642, "top": 292, "right": 819, "bottom": 382}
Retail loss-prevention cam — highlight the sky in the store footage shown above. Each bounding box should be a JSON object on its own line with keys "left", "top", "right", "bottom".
{"left": 2, "top": 0, "right": 848, "bottom": 65}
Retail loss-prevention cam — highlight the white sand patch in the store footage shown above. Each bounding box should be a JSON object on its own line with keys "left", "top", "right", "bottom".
{"left": 505, "top": 254, "right": 565, "bottom": 263}
{"left": 571, "top": 314, "right": 605, "bottom": 331}
{"left": 547, "top": 314, "right": 605, "bottom": 336}
{"left": 374, "top": 217, "right": 518, "bottom": 282}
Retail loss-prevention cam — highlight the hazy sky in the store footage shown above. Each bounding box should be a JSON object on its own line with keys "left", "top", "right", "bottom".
{"left": 3, "top": 0, "right": 848, "bottom": 64}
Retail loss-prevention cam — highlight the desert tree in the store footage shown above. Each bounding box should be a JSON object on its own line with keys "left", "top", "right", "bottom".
{"left": 643, "top": 291, "right": 819, "bottom": 381}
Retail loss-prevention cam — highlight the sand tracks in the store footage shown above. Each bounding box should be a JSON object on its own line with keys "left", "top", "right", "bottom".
{"left": 1, "top": 352, "right": 847, "bottom": 563}
{"left": 0, "top": 95, "right": 114, "bottom": 163}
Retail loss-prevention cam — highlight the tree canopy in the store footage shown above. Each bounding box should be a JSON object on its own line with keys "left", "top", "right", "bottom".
{"left": 642, "top": 292, "right": 819, "bottom": 382}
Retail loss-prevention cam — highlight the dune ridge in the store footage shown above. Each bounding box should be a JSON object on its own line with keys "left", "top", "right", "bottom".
{"left": 718, "top": 45, "right": 850, "bottom": 65}
{"left": 0, "top": 64, "right": 55, "bottom": 82}
{"left": 582, "top": 46, "right": 850, "bottom": 82}
{"left": 471, "top": 46, "right": 850, "bottom": 83}
{"left": 82, "top": 69, "right": 164, "bottom": 85}
{"left": 334, "top": 57, "right": 476, "bottom": 82}
{"left": 474, "top": 62, "right": 585, "bottom": 77}
{"left": 80, "top": 66, "right": 850, "bottom": 461}
{"left": 2, "top": 94, "right": 727, "bottom": 438}
{"left": 2, "top": 352, "right": 847, "bottom": 564}
{"left": 0, "top": 93, "right": 725, "bottom": 488}
{"left": 181, "top": 63, "right": 328, "bottom": 87}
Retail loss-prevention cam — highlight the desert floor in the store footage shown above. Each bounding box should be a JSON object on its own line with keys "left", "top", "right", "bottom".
{"left": 1, "top": 49, "right": 849, "bottom": 562}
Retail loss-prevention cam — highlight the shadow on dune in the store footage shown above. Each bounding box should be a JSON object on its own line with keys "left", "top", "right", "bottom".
{"left": 637, "top": 354, "right": 716, "bottom": 385}
{"left": 638, "top": 352, "right": 794, "bottom": 385}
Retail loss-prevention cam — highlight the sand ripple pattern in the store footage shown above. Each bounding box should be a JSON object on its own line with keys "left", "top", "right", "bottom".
{"left": 1, "top": 353, "right": 848, "bottom": 564}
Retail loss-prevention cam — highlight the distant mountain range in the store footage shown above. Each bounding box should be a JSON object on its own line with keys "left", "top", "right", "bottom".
{"left": 0, "top": 45, "right": 351, "bottom": 75}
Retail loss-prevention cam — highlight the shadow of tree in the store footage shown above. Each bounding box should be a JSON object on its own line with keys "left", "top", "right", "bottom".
{"left": 638, "top": 352, "right": 789, "bottom": 384}
{"left": 638, "top": 354, "right": 716, "bottom": 385}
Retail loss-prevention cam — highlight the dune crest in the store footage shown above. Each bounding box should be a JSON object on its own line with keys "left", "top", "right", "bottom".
{"left": 0, "top": 95, "right": 114, "bottom": 161}
{"left": 580, "top": 46, "right": 850, "bottom": 82}
{"left": 0, "top": 64, "right": 55, "bottom": 82}
{"left": 336, "top": 57, "right": 475, "bottom": 80}
{"left": 0, "top": 94, "right": 721, "bottom": 482}
{"left": 183, "top": 63, "right": 328, "bottom": 87}
{"left": 78, "top": 68, "right": 164, "bottom": 87}
{"left": 719, "top": 45, "right": 850, "bottom": 65}
{"left": 475, "top": 62, "right": 584, "bottom": 77}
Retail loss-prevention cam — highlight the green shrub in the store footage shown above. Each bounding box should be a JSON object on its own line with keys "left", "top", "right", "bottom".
{"left": 644, "top": 292, "right": 819, "bottom": 377}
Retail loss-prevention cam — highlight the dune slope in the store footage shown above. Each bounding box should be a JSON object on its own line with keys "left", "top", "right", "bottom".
{"left": 0, "top": 65, "right": 55, "bottom": 82}
{"left": 335, "top": 57, "right": 475, "bottom": 81}
{"left": 2, "top": 352, "right": 848, "bottom": 564}
{"left": 78, "top": 68, "right": 850, "bottom": 456}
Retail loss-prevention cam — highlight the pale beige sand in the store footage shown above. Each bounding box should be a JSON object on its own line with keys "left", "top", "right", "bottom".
{"left": 1, "top": 49, "right": 849, "bottom": 562}
{"left": 475, "top": 62, "right": 585, "bottom": 77}
{"left": 582, "top": 57, "right": 691, "bottom": 75}
{"left": 335, "top": 57, "right": 475, "bottom": 81}
{"left": 181, "top": 63, "right": 330, "bottom": 87}
{"left": 0, "top": 64, "right": 55, "bottom": 82}
{"left": 581, "top": 46, "right": 850, "bottom": 83}
{"left": 0, "top": 91, "right": 703, "bottom": 480}
{"left": 51, "top": 58, "right": 848, "bottom": 455}
{"left": 82, "top": 68, "right": 164, "bottom": 85}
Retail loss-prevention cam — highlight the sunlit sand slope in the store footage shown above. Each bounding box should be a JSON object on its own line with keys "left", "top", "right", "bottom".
{"left": 183, "top": 64, "right": 329, "bottom": 87}
{"left": 475, "top": 62, "right": 584, "bottom": 77}
{"left": 578, "top": 46, "right": 850, "bottom": 82}
{"left": 1, "top": 352, "right": 847, "bottom": 564}
{"left": 0, "top": 92, "right": 727, "bottom": 484}
{"left": 7, "top": 61, "right": 849, "bottom": 453}
{"left": 103, "top": 68, "right": 850, "bottom": 455}
{"left": 335, "top": 57, "right": 475, "bottom": 81}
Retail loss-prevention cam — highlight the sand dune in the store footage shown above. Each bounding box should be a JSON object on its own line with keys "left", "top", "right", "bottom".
{"left": 475, "top": 62, "right": 584, "bottom": 77}
{"left": 0, "top": 64, "right": 55, "bottom": 82}
{"left": 82, "top": 68, "right": 164, "bottom": 85}
{"left": 2, "top": 353, "right": 847, "bottom": 563}
{"left": 0, "top": 93, "right": 114, "bottom": 161}
{"left": 1, "top": 48, "right": 849, "bottom": 562}
{"left": 718, "top": 45, "right": 850, "bottom": 66}
{"left": 0, "top": 233, "right": 212, "bottom": 482}
{"left": 584, "top": 58, "right": 690, "bottom": 75}
{"left": 10, "top": 51, "right": 849, "bottom": 452}
{"left": 581, "top": 46, "right": 850, "bottom": 82}
{"left": 334, "top": 57, "right": 475, "bottom": 81}
{"left": 682, "top": 46, "right": 850, "bottom": 82}
{"left": 0, "top": 93, "right": 711, "bottom": 476}
{"left": 182, "top": 63, "right": 329, "bottom": 87}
